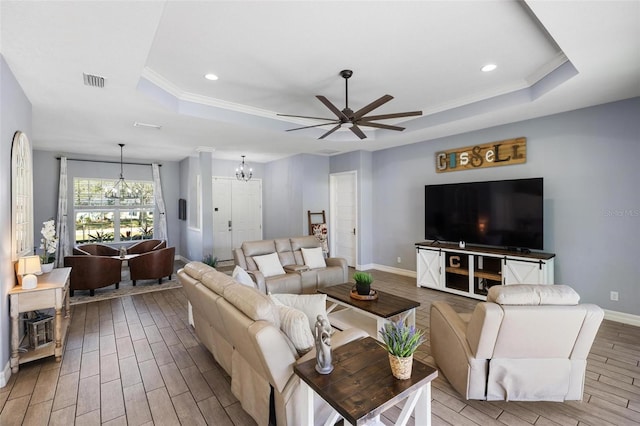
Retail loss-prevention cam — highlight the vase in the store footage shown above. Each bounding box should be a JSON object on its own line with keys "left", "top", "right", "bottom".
{"left": 355, "top": 282, "right": 371, "bottom": 295}
{"left": 388, "top": 354, "right": 413, "bottom": 380}
{"left": 41, "top": 262, "right": 54, "bottom": 273}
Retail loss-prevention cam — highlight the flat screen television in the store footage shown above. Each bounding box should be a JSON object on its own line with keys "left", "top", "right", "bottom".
{"left": 425, "top": 177, "right": 544, "bottom": 250}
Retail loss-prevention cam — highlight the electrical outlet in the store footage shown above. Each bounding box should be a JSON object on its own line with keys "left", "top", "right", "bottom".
{"left": 610, "top": 291, "right": 619, "bottom": 301}
{"left": 397, "top": 257, "right": 401, "bottom": 263}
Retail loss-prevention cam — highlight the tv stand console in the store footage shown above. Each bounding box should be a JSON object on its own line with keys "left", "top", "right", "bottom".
{"left": 415, "top": 242, "right": 555, "bottom": 300}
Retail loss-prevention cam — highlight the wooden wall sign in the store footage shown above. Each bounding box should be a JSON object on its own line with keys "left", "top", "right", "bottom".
{"left": 435, "top": 137, "right": 526, "bottom": 173}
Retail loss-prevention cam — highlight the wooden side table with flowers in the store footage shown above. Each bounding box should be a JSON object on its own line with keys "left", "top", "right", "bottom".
{"left": 9, "top": 267, "right": 71, "bottom": 373}
{"left": 294, "top": 337, "right": 438, "bottom": 426}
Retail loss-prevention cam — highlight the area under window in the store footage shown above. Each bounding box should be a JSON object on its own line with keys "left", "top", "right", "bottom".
{"left": 73, "top": 178, "right": 154, "bottom": 244}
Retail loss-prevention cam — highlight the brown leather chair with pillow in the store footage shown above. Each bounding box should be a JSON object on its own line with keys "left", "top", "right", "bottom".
{"left": 126, "top": 239, "right": 166, "bottom": 254}
{"left": 73, "top": 243, "right": 119, "bottom": 256}
{"left": 128, "top": 246, "right": 175, "bottom": 285}
{"left": 64, "top": 255, "right": 122, "bottom": 296}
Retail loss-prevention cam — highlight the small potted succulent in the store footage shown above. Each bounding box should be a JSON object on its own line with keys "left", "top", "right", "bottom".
{"left": 202, "top": 254, "right": 218, "bottom": 268}
{"left": 352, "top": 271, "right": 373, "bottom": 295}
{"left": 378, "top": 320, "right": 425, "bottom": 380}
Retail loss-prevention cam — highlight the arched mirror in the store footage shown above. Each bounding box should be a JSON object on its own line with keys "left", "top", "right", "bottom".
{"left": 11, "top": 131, "right": 34, "bottom": 262}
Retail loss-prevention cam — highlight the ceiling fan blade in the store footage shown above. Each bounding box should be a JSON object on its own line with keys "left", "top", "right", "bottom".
{"left": 353, "top": 95, "right": 394, "bottom": 119}
{"left": 286, "top": 121, "right": 340, "bottom": 132}
{"left": 357, "top": 121, "right": 405, "bottom": 131}
{"left": 361, "top": 110, "right": 422, "bottom": 121}
{"left": 316, "top": 96, "right": 349, "bottom": 120}
{"left": 319, "top": 124, "right": 342, "bottom": 139}
{"left": 277, "top": 113, "right": 337, "bottom": 121}
{"left": 349, "top": 124, "right": 367, "bottom": 139}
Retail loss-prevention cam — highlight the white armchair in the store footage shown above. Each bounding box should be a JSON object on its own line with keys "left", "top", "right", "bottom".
{"left": 430, "top": 284, "right": 604, "bottom": 401}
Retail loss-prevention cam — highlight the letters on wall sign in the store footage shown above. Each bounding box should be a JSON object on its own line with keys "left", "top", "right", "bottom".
{"left": 435, "top": 137, "right": 527, "bottom": 173}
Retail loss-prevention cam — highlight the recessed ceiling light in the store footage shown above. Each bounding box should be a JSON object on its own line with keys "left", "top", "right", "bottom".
{"left": 481, "top": 64, "right": 497, "bottom": 72}
{"left": 204, "top": 73, "right": 219, "bottom": 81}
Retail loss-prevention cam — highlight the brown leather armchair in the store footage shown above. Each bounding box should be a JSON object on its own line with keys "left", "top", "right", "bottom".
{"left": 126, "top": 239, "right": 166, "bottom": 254}
{"left": 73, "top": 243, "right": 119, "bottom": 256}
{"left": 64, "top": 255, "right": 122, "bottom": 296}
{"left": 128, "top": 246, "right": 175, "bottom": 285}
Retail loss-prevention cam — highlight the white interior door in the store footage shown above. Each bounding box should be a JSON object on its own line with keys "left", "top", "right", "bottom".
{"left": 212, "top": 177, "right": 262, "bottom": 261}
{"left": 330, "top": 172, "right": 357, "bottom": 267}
{"left": 212, "top": 177, "right": 233, "bottom": 260}
{"left": 231, "top": 179, "right": 262, "bottom": 249}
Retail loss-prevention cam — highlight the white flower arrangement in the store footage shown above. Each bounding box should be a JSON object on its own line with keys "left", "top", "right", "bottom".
{"left": 40, "top": 219, "right": 58, "bottom": 264}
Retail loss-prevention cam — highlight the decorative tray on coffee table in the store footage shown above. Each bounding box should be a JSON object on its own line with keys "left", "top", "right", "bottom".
{"left": 350, "top": 288, "right": 378, "bottom": 301}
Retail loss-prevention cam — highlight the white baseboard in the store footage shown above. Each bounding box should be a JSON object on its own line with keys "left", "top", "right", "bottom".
{"left": 603, "top": 309, "right": 640, "bottom": 327}
{"left": 0, "top": 360, "right": 11, "bottom": 388}
{"left": 370, "top": 264, "right": 417, "bottom": 278}
{"left": 176, "top": 255, "right": 191, "bottom": 264}
{"left": 355, "top": 263, "right": 374, "bottom": 271}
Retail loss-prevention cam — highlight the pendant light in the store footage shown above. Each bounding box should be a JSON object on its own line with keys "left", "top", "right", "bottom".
{"left": 235, "top": 155, "right": 253, "bottom": 182}
{"left": 105, "top": 143, "right": 139, "bottom": 200}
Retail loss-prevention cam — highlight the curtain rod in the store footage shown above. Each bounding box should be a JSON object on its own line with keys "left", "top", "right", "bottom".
{"left": 55, "top": 157, "right": 161, "bottom": 167}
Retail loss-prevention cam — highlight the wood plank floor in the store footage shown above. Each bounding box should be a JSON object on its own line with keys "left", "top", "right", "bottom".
{"left": 1, "top": 268, "right": 639, "bottom": 425}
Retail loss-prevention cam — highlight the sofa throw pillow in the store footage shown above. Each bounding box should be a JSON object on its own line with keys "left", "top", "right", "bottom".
{"left": 270, "top": 293, "right": 328, "bottom": 332}
{"left": 301, "top": 247, "right": 326, "bottom": 269}
{"left": 277, "top": 304, "right": 314, "bottom": 356}
{"left": 232, "top": 266, "right": 255, "bottom": 288}
{"left": 253, "top": 252, "right": 285, "bottom": 277}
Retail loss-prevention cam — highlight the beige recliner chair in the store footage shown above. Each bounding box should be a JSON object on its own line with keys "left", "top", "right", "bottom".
{"left": 430, "top": 284, "right": 604, "bottom": 402}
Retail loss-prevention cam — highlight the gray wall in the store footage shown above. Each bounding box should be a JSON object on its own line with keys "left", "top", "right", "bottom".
{"left": 0, "top": 55, "right": 32, "bottom": 381}
{"left": 372, "top": 97, "right": 640, "bottom": 315}
{"left": 31, "top": 150, "right": 182, "bottom": 255}
{"left": 302, "top": 154, "right": 330, "bottom": 235}
{"left": 262, "top": 154, "right": 330, "bottom": 239}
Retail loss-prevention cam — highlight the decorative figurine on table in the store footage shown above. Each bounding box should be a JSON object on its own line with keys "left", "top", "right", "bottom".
{"left": 314, "top": 315, "right": 333, "bottom": 374}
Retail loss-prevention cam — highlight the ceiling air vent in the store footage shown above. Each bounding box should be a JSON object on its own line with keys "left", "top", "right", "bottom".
{"left": 83, "top": 73, "right": 105, "bottom": 88}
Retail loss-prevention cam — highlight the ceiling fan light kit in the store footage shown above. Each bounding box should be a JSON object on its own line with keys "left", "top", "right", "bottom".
{"left": 279, "top": 69, "right": 422, "bottom": 140}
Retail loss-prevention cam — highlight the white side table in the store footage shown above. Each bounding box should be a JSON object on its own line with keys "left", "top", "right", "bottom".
{"left": 9, "top": 267, "right": 71, "bottom": 373}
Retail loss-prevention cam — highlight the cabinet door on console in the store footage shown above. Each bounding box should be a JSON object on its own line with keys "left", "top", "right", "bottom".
{"left": 417, "top": 248, "right": 444, "bottom": 289}
{"left": 503, "top": 259, "right": 549, "bottom": 285}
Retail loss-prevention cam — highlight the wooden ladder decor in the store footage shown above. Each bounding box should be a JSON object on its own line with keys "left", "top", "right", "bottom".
{"left": 308, "top": 210, "right": 329, "bottom": 256}
{"left": 308, "top": 210, "right": 326, "bottom": 235}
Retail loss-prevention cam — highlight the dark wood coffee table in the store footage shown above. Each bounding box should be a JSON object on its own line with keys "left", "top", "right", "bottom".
{"left": 318, "top": 283, "right": 420, "bottom": 340}
{"left": 294, "top": 337, "right": 438, "bottom": 426}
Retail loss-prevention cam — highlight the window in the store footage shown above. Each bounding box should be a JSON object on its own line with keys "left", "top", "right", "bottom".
{"left": 73, "top": 178, "right": 154, "bottom": 244}
{"left": 12, "top": 131, "right": 34, "bottom": 259}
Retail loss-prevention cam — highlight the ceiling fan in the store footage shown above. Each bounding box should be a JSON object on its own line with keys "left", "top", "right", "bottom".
{"left": 278, "top": 69, "right": 423, "bottom": 140}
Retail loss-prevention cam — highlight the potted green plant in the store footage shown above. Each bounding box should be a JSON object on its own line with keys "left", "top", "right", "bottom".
{"left": 352, "top": 271, "right": 373, "bottom": 295}
{"left": 378, "top": 320, "right": 425, "bottom": 380}
{"left": 203, "top": 254, "right": 218, "bottom": 268}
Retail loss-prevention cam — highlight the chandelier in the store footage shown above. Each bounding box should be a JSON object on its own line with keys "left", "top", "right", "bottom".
{"left": 235, "top": 155, "right": 253, "bottom": 182}
{"left": 105, "top": 143, "right": 140, "bottom": 200}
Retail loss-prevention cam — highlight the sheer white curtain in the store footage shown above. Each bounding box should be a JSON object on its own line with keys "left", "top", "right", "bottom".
{"left": 152, "top": 163, "right": 168, "bottom": 241}
{"left": 55, "top": 157, "right": 69, "bottom": 267}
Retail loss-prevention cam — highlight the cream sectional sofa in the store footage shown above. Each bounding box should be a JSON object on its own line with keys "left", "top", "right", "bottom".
{"left": 233, "top": 236, "right": 348, "bottom": 294}
{"left": 178, "top": 261, "right": 366, "bottom": 426}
